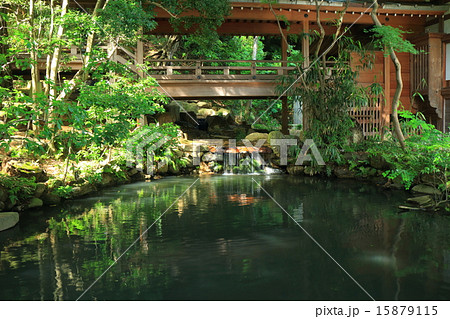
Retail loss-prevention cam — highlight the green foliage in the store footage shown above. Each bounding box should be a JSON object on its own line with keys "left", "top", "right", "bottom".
{"left": 278, "top": 40, "right": 371, "bottom": 163}
{"left": 54, "top": 185, "right": 73, "bottom": 199}
{"left": 0, "top": 173, "right": 36, "bottom": 202}
{"left": 369, "top": 25, "right": 418, "bottom": 54}
{"left": 367, "top": 111, "right": 450, "bottom": 191}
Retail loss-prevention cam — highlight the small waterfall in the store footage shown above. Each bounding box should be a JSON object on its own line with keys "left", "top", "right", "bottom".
{"left": 220, "top": 147, "right": 283, "bottom": 175}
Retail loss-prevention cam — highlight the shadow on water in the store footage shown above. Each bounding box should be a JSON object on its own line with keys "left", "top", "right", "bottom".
{"left": 1, "top": 175, "right": 450, "bottom": 300}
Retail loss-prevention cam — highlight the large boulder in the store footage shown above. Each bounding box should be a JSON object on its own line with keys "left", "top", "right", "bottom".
{"left": 34, "top": 183, "right": 47, "bottom": 198}
{"left": 197, "top": 108, "right": 215, "bottom": 118}
{"left": 202, "top": 152, "right": 223, "bottom": 162}
{"left": 369, "top": 155, "right": 390, "bottom": 170}
{"left": 2, "top": 161, "right": 48, "bottom": 182}
{"left": 411, "top": 184, "right": 442, "bottom": 196}
{"left": 268, "top": 131, "right": 285, "bottom": 156}
{"left": 41, "top": 193, "right": 61, "bottom": 205}
{"left": 244, "top": 132, "right": 269, "bottom": 144}
{"left": 180, "top": 111, "right": 198, "bottom": 127}
{"left": 71, "top": 184, "right": 97, "bottom": 198}
{"left": 165, "top": 101, "right": 181, "bottom": 122}
{"left": 0, "top": 212, "right": 19, "bottom": 232}
{"left": 27, "top": 197, "right": 43, "bottom": 209}
{"left": 0, "top": 187, "right": 8, "bottom": 202}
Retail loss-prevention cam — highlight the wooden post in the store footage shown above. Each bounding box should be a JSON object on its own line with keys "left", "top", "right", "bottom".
{"left": 383, "top": 52, "right": 391, "bottom": 131}
{"left": 302, "top": 20, "right": 310, "bottom": 68}
{"left": 281, "top": 30, "right": 289, "bottom": 135}
{"left": 136, "top": 39, "right": 144, "bottom": 78}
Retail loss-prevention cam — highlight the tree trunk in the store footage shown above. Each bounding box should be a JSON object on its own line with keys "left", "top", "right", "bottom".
{"left": 0, "top": 8, "right": 13, "bottom": 90}
{"left": 56, "top": 0, "right": 104, "bottom": 101}
{"left": 370, "top": 0, "right": 406, "bottom": 150}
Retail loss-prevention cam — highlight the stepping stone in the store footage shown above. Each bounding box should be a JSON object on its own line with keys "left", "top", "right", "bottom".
{"left": 0, "top": 212, "right": 19, "bottom": 232}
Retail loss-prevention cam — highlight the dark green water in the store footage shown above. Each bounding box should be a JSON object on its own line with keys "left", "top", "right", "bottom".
{"left": 1, "top": 175, "right": 450, "bottom": 300}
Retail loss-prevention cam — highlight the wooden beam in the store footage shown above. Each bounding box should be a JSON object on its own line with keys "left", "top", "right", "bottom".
{"left": 383, "top": 51, "right": 391, "bottom": 129}
{"left": 302, "top": 19, "right": 309, "bottom": 68}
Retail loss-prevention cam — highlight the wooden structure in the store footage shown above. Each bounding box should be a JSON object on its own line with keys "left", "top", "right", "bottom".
{"left": 16, "top": 0, "right": 450, "bottom": 134}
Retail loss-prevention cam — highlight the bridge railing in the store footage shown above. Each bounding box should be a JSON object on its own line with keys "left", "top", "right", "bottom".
{"left": 145, "top": 59, "right": 308, "bottom": 81}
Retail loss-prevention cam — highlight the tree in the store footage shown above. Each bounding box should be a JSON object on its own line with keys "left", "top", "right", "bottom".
{"left": 370, "top": 0, "right": 410, "bottom": 150}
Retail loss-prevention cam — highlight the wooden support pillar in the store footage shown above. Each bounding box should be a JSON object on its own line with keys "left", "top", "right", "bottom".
{"left": 302, "top": 20, "right": 310, "bottom": 68}
{"left": 281, "top": 96, "right": 289, "bottom": 135}
{"left": 281, "top": 30, "right": 289, "bottom": 135}
{"left": 136, "top": 39, "right": 144, "bottom": 78}
{"left": 383, "top": 52, "right": 391, "bottom": 131}
{"left": 136, "top": 38, "right": 146, "bottom": 126}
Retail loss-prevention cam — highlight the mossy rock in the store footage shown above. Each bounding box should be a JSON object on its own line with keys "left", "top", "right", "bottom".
{"left": 0, "top": 212, "right": 19, "bottom": 232}
{"left": 27, "top": 197, "right": 43, "bottom": 209}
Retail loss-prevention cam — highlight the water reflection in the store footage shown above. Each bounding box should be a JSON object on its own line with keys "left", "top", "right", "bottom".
{"left": 0, "top": 175, "right": 450, "bottom": 300}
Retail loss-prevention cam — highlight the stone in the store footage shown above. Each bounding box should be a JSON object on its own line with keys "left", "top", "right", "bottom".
{"left": 407, "top": 195, "right": 433, "bottom": 207}
{"left": 369, "top": 155, "right": 390, "bottom": 170}
{"left": 41, "top": 193, "right": 61, "bottom": 205}
{"left": 34, "top": 183, "right": 47, "bottom": 198}
{"left": 268, "top": 131, "right": 285, "bottom": 144}
{"left": 157, "top": 163, "right": 169, "bottom": 174}
{"left": 287, "top": 165, "right": 304, "bottom": 175}
{"left": 334, "top": 166, "right": 356, "bottom": 179}
{"left": 72, "top": 184, "right": 97, "bottom": 198}
{"left": 202, "top": 152, "right": 223, "bottom": 162}
{"left": 268, "top": 131, "right": 285, "bottom": 156}
{"left": 197, "top": 108, "right": 215, "bottom": 117}
{"left": 411, "top": 184, "right": 442, "bottom": 196}
{"left": 27, "top": 197, "right": 43, "bottom": 209}
{"left": 0, "top": 201, "right": 4, "bottom": 211}
{"left": 165, "top": 101, "right": 181, "bottom": 122}
{"left": 100, "top": 172, "right": 116, "bottom": 187}
{"left": 0, "top": 212, "right": 19, "bottom": 232}
{"left": 244, "top": 132, "right": 269, "bottom": 144}
{"left": 168, "top": 163, "right": 180, "bottom": 175}
{"left": 0, "top": 187, "right": 8, "bottom": 202}
{"left": 128, "top": 168, "right": 138, "bottom": 176}
{"left": 2, "top": 161, "right": 48, "bottom": 182}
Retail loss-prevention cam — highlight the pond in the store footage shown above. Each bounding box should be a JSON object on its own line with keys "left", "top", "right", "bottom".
{"left": 1, "top": 175, "right": 449, "bottom": 300}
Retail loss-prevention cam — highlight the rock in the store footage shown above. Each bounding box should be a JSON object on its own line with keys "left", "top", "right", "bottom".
{"left": 268, "top": 131, "right": 285, "bottom": 156}
{"left": 34, "top": 183, "right": 47, "bottom": 198}
{"left": 411, "top": 184, "right": 442, "bottom": 196}
{"left": 268, "top": 131, "right": 285, "bottom": 144}
{"left": 244, "top": 132, "right": 269, "bottom": 144}
{"left": 71, "top": 184, "right": 97, "bottom": 198}
{"left": 196, "top": 101, "right": 211, "bottom": 108}
{"left": 287, "top": 165, "right": 304, "bottom": 175}
{"left": 168, "top": 163, "right": 180, "bottom": 175}
{"left": 157, "top": 163, "right": 169, "bottom": 174}
{"left": 100, "top": 172, "right": 116, "bottom": 187}
{"left": 2, "top": 161, "right": 48, "bottom": 182}
{"left": 27, "top": 197, "right": 43, "bottom": 209}
{"left": 202, "top": 152, "right": 223, "bottom": 162}
{"left": 334, "top": 166, "right": 356, "bottom": 179}
{"left": 0, "top": 212, "right": 19, "bottom": 232}
{"left": 197, "top": 108, "right": 215, "bottom": 117}
{"left": 420, "top": 173, "right": 438, "bottom": 185}
{"left": 407, "top": 195, "right": 433, "bottom": 208}
{"left": 369, "top": 155, "right": 390, "bottom": 170}
{"left": 225, "top": 114, "right": 236, "bottom": 126}
{"left": 41, "top": 193, "right": 61, "bottom": 205}
{"left": 165, "top": 101, "right": 181, "bottom": 122}
{"left": 0, "top": 187, "right": 8, "bottom": 202}
{"left": 0, "top": 201, "right": 4, "bottom": 211}
{"left": 128, "top": 168, "right": 138, "bottom": 176}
